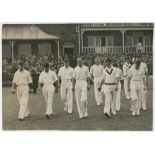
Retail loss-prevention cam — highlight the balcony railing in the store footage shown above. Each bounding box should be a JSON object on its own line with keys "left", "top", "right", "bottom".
{"left": 83, "top": 46, "right": 152, "bottom": 55}
{"left": 81, "top": 23, "right": 154, "bottom": 29}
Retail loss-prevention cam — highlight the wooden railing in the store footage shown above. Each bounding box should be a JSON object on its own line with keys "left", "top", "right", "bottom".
{"left": 83, "top": 46, "right": 152, "bottom": 54}
{"left": 81, "top": 23, "right": 154, "bottom": 28}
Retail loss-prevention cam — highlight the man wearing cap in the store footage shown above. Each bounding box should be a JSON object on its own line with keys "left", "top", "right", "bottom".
{"left": 58, "top": 58, "right": 74, "bottom": 114}
{"left": 11, "top": 61, "right": 32, "bottom": 121}
{"left": 123, "top": 57, "right": 131, "bottom": 99}
{"left": 128, "top": 60, "right": 146, "bottom": 116}
{"left": 90, "top": 57, "right": 104, "bottom": 106}
{"left": 72, "top": 57, "right": 90, "bottom": 119}
{"left": 98, "top": 58, "right": 120, "bottom": 118}
{"left": 38, "top": 63, "right": 58, "bottom": 119}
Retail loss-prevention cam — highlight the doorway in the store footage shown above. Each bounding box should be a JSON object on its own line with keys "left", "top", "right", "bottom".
{"left": 64, "top": 47, "right": 74, "bottom": 57}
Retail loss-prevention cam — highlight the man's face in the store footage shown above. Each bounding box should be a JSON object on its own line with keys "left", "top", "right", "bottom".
{"left": 126, "top": 59, "right": 130, "bottom": 64}
{"left": 135, "top": 62, "right": 140, "bottom": 70}
{"left": 64, "top": 62, "right": 69, "bottom": 68}
{"left": 95, "top": 58, "right": 100, "bottom": 65}
{"left": 106, "top": 61, "right": 111, "bottom": 67}
{"left": 44, "top": 67, "right": 49, "bottom": 72}
{"left": 77, "top": 58, "right": 82, "bottom": 66}
{"left": 19, "top": 65, "right": 24, "bottom": 71}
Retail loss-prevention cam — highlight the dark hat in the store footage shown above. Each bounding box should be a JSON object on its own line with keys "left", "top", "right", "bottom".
{"left": 18, "top": 61, "right": 24, "bottom": 66}
{"left": 44, "top": 63, "right": 49, "bottom": 68}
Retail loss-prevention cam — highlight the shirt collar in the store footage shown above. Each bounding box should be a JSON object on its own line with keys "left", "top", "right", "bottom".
{"left": 18, "top": 69, "right": 25, "bottom": 73}
{"left": 105, "top": 66, "right": 113, "bottom": 70}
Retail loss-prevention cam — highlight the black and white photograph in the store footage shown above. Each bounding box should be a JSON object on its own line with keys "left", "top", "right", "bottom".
{"left": 2, "top": 23, "right": 153, "bottom": 130}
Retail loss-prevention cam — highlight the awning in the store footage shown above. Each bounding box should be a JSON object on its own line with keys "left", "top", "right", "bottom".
{"left": 2, "top": 25, "right": 60, "bottom": 40}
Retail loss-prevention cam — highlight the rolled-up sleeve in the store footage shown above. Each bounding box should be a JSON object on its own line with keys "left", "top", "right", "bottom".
{"left": 12, "top": 72, "right": 17, "bottom": 84}
{"left": 39, "top": 73, "right": 43, "bottom": 84}
{"left": 127, "top": 69, "right": 132, "bottom": 78}
{"left": 53, "top": 72, "right": 58, "bottom": 82}
{"left": 27, "top": 72, "right": 32, "bottom": 83}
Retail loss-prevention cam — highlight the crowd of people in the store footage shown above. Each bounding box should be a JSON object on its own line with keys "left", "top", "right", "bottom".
{"left": 2, "top": 52, "right": 152, "bottom": 86}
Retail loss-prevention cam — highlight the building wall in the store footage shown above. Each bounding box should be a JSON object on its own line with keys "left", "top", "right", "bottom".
{"left": 2, "top": 42, "right": 11, "bottom": 58}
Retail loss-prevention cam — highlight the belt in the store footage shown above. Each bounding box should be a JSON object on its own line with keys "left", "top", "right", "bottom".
{"left": 105, "top": 83, "right": 116, "bottom": 85}
{"left": 124, "top": 75, "right": 127, "bottom": 77}
{"left": 17, "top": 84, "right": 28, "bottom": 86}
{"left": 131, "top": 80, "right": 143, "bottom": 82}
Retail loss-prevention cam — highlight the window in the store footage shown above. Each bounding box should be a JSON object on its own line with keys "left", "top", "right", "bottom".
{"left": 145, "top": 36, "right": 151, "bottom": 45}
{"left": 95, "top": 36, "right": 101, "bottom": 46}
{"left": 101, "top": 37, "right": 106, "bottom": 46}
{"left": 88, "top": 36, "right": 94, "bottom": 46}
{"left": 87, "top": 36, "right": 113, "bottom": 47}
{"left": 106, "top": 37, "right": 113, "bottom": 46}
{"left": 126, "top": 36, "right": 132, "bottom": 46}
{"left": 133, "top": 36, "right": 137, "bottom": 45}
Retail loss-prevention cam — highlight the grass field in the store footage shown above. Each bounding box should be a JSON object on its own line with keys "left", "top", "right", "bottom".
{"left": 2, "top": 78, "right": 153, "bottom": 131}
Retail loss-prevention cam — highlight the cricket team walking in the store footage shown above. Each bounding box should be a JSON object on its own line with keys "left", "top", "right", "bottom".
{"left": 11, "top": 55, "right": 148, "bottom": 121}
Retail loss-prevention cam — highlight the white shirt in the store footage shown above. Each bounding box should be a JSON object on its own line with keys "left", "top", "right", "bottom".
{"left": 116, "top": 68, "right": 124, "bottom": 80}
{"left": 102, "top": 66, "right": 120, "bottom": 83}
{"left": 90, "top": 64, "right": 104, "bottom": 77}
{"left": 128, "top": 66, "right": 145, "bottom": 81}
{"left": 13, "top": 69, "right": 32, "bottom": 85}
{"left": 122, "top": 63, "right": 131, "bottom": 77}
{"left": 140, "top": 62, "right": 148, "bottom": 73}
{"left": 72, "top": 65, "right": 90, "bottom": 80}
{"left": 58, "top": 66, "right": 73, "bottom": 80}
{"left": 39, "top": 70, "right": 58, "bottom": 86}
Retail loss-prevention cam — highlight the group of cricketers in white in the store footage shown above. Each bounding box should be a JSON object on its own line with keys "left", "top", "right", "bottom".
{"left": 11, "top": 55, "right": 148, "bottom": 121}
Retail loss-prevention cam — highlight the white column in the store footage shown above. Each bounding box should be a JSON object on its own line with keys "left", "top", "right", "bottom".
{"left": 9, "top": 41, "right": 15, "bottom": 61}
{"left": 81, "top": 30, "right": 84, "bottom": 55}
{"left": 57, "top": 40, "right": 60, "bottom": 58}
{"left": 121, "top": 30, "right": 126, "bottom": 53}
{"left": 78, "top": 25, "right": 81, "bottom": 55}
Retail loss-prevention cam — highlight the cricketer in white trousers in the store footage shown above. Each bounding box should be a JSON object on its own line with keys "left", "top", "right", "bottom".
{"left": 101, "top": 67, "right": 120, "bottom": 116}
{"left": 103, "top": 84, "right": 117, "bottom": 115}
{"left": 42, "top": 84, "right": 55, "bottom": 115}
{"left": 124, "top": 76, "right": 131, "bottom": 99}
{"left": 139, "top": 62, "right": 148, "bottom": 110}
{"left": 17, "top": 85, "right": 30, "bottom": 119}
{"left": 128, "top": 66, "right": 146, "bottom": 115}
{"left": 60, "top": 80, "right": 73, "bottom": 113}
{"left": 75, "top": 80, "right": 88, "bottom": 118}
{"left": 116, "top": 68, "right": 124, "bottom": 111}
{"left": 12, "top": 69, "right": 32, "bottom": 119}
{"left": 39, "top": 70, "right": 58, "bottom": 115}
{"left": 90, "top": 64, "right": 104, "bottom": 105}
{"left": 116, "top": 82, "right": 121, "bottom": 111}
{"left": 123, "top": 63, "right": 131, "bottom": 99}
{"left": 94, "top": 76, "right": 103, "bottom": 105}
{"left": 142, "top": 80, "right": 147, "bottom": 109}
{"left": 58, "top": 66, "right": 73, "bottom": 113}
{"left": 73, "top": 65, "right": 90, "bottom": 118}
{"left": 130, "top": 81, "right": 143, "bottom": 115}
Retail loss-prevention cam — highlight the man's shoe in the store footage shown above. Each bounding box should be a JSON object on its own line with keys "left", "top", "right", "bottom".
{"left": 79, "top": 116, "right": 83, "bottom": 119}
{"left": 104, "top": 113, "right": 110, "bottom": 118}
{"left": 19, "top": 118, "right": 24, "bottom": 121}
{"left": 46, "top": 115, "right": 50, "bottom": 119}
{"left": 142, "top": 107, "right": 147, "bottom": 111}
{"left": 113, "top": 112, "right": 117, "bottom": 115}
{"left": 131, "top": 112, "right": 136, "bottom": 116}
{"left": 136, "top": 112, "right": 141, "bottom": 116}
